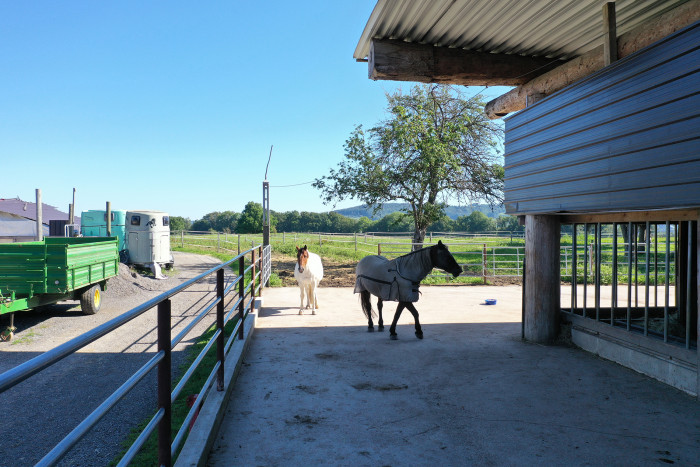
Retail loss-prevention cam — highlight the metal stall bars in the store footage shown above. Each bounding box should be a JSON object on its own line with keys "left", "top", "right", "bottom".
{"left": 562, "top": 221, "right": 695, "bottom": 349}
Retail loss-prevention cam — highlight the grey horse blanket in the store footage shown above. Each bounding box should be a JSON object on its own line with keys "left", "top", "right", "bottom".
{"left": 354, "top": 255, "right": 421, "bottom": 302}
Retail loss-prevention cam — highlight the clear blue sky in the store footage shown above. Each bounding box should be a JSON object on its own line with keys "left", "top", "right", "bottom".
{"left": 1, "top": 1, "right": 510, "bottom": 221}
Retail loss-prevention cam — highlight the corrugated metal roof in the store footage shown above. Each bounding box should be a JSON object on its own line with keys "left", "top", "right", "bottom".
{"left": 0, "top": 198, "right": 80, "bottom": 225}
{"left": 354, "top": 0, "right": 690, "bottom": 61}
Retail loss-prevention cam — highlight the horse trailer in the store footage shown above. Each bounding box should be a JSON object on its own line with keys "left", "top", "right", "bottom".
{"left": 81, "top": 209, "right": 127, "bottom": 252}
{"left": 125, "top": 211, "right": 174, "bottom": 269}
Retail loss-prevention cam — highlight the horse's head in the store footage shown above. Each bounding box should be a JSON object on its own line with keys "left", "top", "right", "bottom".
{"left": 430, "top": 240, "right": 462, "bottom": 277}
{"left": 295, "top": 245, "right": 309, "bottom": 273}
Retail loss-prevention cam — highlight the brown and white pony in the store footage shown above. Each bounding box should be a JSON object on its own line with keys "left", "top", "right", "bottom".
{"left": 294, "top": 245, "right": 324, "bottom": 315}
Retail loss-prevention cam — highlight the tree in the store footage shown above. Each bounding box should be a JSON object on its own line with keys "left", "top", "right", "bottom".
{"left": 214, "top": 211, "right": 240, "bottom": 233}
{"left": 495, "top": 215, "right": 523, "bottom": 232}
{"left": 169, "top": 216, "right": 191, "bottom": 232}
{"left": 314, "top": 84, "right": 503, "bottom": 247}
{"left": 236, "top": 202, "right": 264, "bottom": 234}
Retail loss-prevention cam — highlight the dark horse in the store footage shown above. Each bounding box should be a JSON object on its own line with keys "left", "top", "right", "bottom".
{"left": 354, "top": 240, "right": 462, "bottom": 340}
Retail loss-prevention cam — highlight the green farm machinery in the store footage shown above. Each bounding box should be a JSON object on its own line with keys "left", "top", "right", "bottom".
{"left": 0, "top": 237, "right": 119, "bottom": 340}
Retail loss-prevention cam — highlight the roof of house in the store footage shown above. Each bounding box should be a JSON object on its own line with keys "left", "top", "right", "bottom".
{"left": 354, "top": 0, "right": 689, "bottom": 61}
{"left": 0, "top": 197, "right": 81, "bottom": 225}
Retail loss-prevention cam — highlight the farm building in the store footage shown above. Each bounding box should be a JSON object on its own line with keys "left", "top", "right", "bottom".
{"left": 354, "top": 0, "right": 700, "bottom": 396}
{"left": 0, "top": 198, "right": 79, "bottom": 242}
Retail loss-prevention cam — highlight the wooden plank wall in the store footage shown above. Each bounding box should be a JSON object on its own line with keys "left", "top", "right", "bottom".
{"left": 503, "top": 21, "right": 700, "bottom": 215}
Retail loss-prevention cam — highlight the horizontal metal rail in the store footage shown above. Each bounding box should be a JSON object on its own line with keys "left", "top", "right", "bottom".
{"left": 0, "top": 243, "right": 269, "bottom": 466}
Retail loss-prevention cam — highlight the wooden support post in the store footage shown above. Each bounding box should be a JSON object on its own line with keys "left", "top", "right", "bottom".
{"left": 35, "top": 189, "right": 43, "bottom": 241}
{"left": 106, "top": 201, "right": 112, "bottom": 237}
{"left": 603, "top": 2, "right": 618, "bottom": 66}
{"left": 524, "top": 215, "right": 561, "bottom": 343}
{"left": 696, "top": 216, "right": 700, "bottom": 398}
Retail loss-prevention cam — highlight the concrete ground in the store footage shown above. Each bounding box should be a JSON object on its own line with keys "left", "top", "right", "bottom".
{"left": 207, "top": 286, "right": 699, "bottom": 466}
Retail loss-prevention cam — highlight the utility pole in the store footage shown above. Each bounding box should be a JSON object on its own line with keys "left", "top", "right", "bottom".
{"left": 262, "top": 146, "right": 273, "bottom": 287}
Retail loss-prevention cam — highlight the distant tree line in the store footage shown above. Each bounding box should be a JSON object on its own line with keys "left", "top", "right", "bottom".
{"left": 170, "top": 201, "right": 523, "bottom": 235}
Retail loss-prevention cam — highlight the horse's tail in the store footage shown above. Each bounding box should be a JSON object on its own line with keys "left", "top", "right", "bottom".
{"left": 360, "top": 290, "right": 377, "bottom": 321}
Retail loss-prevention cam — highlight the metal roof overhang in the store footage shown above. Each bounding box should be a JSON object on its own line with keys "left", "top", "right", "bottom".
{"left": 354, "top": 0, "right": 690, "bottom": 62}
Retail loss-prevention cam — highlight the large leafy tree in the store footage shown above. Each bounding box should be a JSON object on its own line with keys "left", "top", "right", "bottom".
{"left": 314, "top": 84, "right": 504, "bottom": 247}
{"left": 236, "top": 202, "right": 264, "bottom": 234}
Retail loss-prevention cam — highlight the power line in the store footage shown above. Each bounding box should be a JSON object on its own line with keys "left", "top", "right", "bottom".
{"left": 270, "top": 180, "right": 315, "bottom": 188}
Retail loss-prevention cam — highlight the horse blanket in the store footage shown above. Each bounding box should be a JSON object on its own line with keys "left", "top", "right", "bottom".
{"left": 354, "top": 255, "right": 420, "bottom": 303}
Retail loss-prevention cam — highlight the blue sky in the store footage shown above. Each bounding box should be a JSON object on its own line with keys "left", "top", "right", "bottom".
{"left": 1, "top": 1, "right": 510, "bottom": 221}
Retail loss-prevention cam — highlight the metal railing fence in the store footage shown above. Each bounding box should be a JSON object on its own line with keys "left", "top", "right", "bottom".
{"left": 0, "top": 244, "right": 270, "bottom": 466}
{"left": 561, "top": 221, "right": 695, "bottom": 350}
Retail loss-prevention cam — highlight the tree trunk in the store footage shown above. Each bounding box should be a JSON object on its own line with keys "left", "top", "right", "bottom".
{"left": 620, "top": 223, "right": 630, "bottom": 257}
{"left": 413, "top": 227, "right": 426, "bottom": 250}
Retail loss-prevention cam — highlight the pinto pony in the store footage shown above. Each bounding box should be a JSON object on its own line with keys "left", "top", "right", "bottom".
{"left": 294, "top": 245, "right": 324, "bottom": 315}
{"left": 354, "top": 241, "right": 462, "bottom": 339}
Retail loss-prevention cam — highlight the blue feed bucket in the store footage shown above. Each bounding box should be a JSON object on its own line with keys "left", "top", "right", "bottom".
{"left": 485, "top": 299, "right": 497, "bottom": 305}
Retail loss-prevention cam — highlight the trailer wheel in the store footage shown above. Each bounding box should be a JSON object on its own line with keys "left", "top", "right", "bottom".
{"left": 80, "top": 285, "right": 102, "bottom": 315}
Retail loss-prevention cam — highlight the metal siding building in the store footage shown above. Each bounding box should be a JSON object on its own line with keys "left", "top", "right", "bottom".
{"left": 504, "top": 22, "right": 700, "bottom": 215}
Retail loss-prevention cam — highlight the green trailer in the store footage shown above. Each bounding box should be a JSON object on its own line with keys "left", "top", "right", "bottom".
{"left": 0, "top": 237, "right": 119, "bottom": 339}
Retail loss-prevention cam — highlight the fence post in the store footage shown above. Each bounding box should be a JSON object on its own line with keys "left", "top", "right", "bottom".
{"left": 217, "top": 233, "right": 220, "bottom": 252}
{"left": 283, "top": 232, "right": 285, "bottom": 243}
{"left": 181, "top": 230, "right": 184, "bottom": 248}
{"left": 482, "top": 244, "right": 487, "bottom": 284}
{"left": 157, "top": 299, "right": 172, "bottom": 467}
{"left": 238, "top": 256, "right": 245, "bottom": 339}
{"left": 492, "top": 247, "right": 496, "bottom": 276}
{"left": 319, "top": 233, "right": 322, "bottom": 248}
{"left": 516, "top": 248, "right": 520, "bottom": 275}
{"left": 251, "top": 248, "right": 257, "bottom": 307}
{"left": 378, "top": 243, "right": 381, "bottom": 256}
{"left": 259, "top": 245, "right": 266, "bottom": 290}
{"left": 354, "top": 233, "right": 357, "bottom": 253}
{"left": 237, "top": 234, "right": 241, "bottom": 255}
{"left": 216, "top": 269, "right": 225, "bottom": 391}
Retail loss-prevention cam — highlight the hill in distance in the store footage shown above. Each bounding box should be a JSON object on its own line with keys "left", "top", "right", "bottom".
{"left": 333, "top": 203, "right": 505, "bottom": 220}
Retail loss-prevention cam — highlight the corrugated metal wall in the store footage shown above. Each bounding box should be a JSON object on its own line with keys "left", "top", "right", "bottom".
{"left": 503, "top": 21, "right": 700, "bottom": 215}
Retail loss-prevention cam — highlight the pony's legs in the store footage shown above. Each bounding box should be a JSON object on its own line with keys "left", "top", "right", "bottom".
{"left": 313, "top": 281, "right": 320, "bottom": 311}
{"left": 406, "top": 302, "right": 423, "bottom": 339}
{"left": 360, "top": 291, "right": 374, "bottom": 331}
{"left": 377, "top": 298, "right": 384, "bottom": 331}
{"left": 389, "top": 303, "right": 407, "bottom": 340}
{"left": 310, "top": 283, "right": 318, "bottom": 315}
{"left": 298, "top": 286, "right": 305, "bottom": 314}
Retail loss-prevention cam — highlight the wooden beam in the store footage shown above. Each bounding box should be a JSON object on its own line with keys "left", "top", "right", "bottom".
{"left": 524, "top": 215, "right": 560, "bottom": 344}
{"left": 559, "top": 209, "right": 700, "bottom": 224}
{"left": 368, "top": 39, "right": 562, "bottom": 86}
{"left": 485, "top": 0, "right": 700, "bottom": 118}
{"left": 602, "top": 2, "right": 618, "bottom": 66}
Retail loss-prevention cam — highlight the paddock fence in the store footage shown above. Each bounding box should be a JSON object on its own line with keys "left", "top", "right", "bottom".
{"left": 0, "top": 244, "right": 271, "bottom": 466}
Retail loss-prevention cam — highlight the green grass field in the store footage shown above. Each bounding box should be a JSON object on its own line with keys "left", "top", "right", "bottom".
{"left": 171, "top": 230, "right": 679, "bottom": 287}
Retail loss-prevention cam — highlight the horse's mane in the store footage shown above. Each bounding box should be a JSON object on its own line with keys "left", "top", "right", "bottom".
{"left": 389, "top": 244, "right": 433, "bottom": 282}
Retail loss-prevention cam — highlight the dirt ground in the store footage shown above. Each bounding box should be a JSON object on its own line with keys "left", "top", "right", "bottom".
{"left": 272, "top": 251, "right": 357, "bottom": 287}
{"left": 271, "top": 251, "right": 522, "bottom": 288}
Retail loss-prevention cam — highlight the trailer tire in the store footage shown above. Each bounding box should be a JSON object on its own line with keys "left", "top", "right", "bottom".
{"left": 80, "top": 285, "right": 102, "bottom": 315}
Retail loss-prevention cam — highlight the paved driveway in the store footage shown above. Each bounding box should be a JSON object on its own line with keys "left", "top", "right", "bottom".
{"left": 207, "top": 286, "right": 699, "bottom": 466}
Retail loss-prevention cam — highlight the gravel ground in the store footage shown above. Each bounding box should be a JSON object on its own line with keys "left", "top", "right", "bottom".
{"left": 0, "top": 252, "right": 234, "bottom": 466}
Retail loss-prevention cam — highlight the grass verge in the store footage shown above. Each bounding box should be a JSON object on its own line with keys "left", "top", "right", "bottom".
{"left": 110, "top": 316, "right": 240, "bottom": 466}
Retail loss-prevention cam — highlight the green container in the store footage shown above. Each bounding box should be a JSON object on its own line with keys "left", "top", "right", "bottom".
{"left": 81, "top": 210, "right": 127, "bottom": 252}
{"left": 0, "top": 237, "right": 118, "bottom": 315}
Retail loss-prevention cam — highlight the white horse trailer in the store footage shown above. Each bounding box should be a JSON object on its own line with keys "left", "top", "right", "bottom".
{"left": 125, "top": 211, "right": 174, "bottom": 269}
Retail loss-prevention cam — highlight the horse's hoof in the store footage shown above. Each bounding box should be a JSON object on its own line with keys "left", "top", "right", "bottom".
{"left": 390, "top": 334, "right": 398, "bottom": 340}
{"left": 312, "top": 310, "right": 316, "bottom": 315}
{"left": 298, "top": 310, "right": 303, "bottom": 315}
{"left": 367, "top": 326, "right": 374, "bottom": 332}
{"left": 415, "top": 331, "right": 423, "bottom": 339}
{"left": 378, "top": 325, "right": 384, "bottom": 332}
